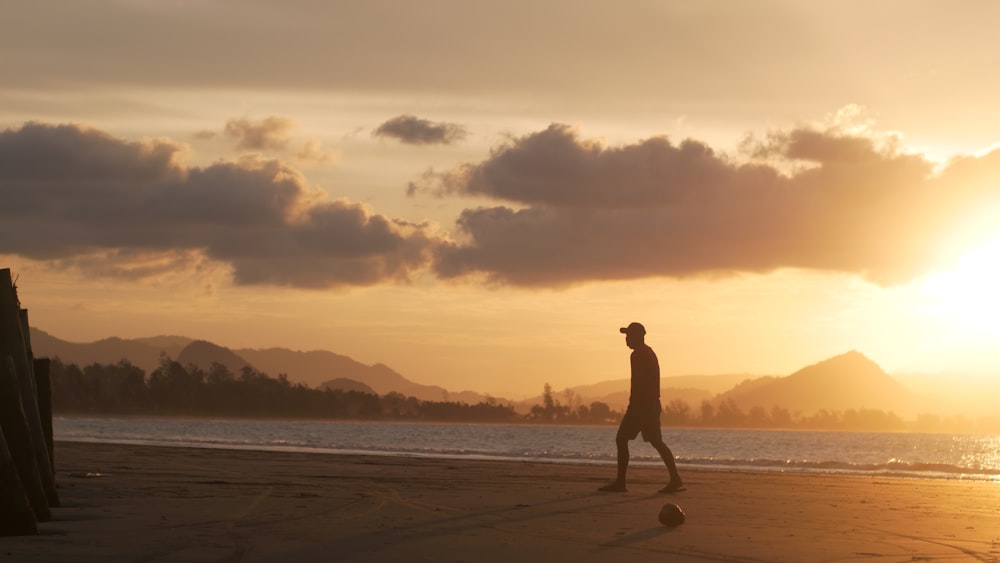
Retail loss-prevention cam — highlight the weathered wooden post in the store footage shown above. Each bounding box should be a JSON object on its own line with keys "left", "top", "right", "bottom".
{"left": 18, "top": 308, "right": 58, "bottom": 506}
{"left": 0, "top": 423, "right": 37, "bottom": 536}
{"left": 0, "top": 269, "right": 58, "bottom": 515}
{"left": 34, "top": 358, "right": 54, "bottom": 479}
{"left": 0, "top": 356, "right": 50, "bottom": 522}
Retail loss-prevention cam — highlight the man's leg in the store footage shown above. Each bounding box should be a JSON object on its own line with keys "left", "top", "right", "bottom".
{"left": 599, "top": 426, "right": 631, "bottom": 491}
{"left": 651, "top": 438, "right": 684, "bottom": 492}
{"left": 615, "top": 431, "right": 630, "bottom": 483}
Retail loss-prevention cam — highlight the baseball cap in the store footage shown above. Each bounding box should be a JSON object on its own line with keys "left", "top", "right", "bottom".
{"left": 619, "top": 322, "right": 645, "bottom": 336}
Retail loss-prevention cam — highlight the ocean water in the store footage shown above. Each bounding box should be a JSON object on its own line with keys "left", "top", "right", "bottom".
{"left": 54, "top": 416, "right": 1000, "bottom": 481}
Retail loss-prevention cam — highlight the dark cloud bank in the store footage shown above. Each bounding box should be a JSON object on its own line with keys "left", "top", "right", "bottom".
{"left": 2, "top": 121, "right": 998, "bottom": 290}
{"left": 416, "top": 124, "right": 1000, "bottom": 287}
{"left": 0, "top": 122, "right": 434, "bottom": 288}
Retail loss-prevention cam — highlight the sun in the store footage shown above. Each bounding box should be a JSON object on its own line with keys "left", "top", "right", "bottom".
{"left": 919, "top": 234, "right": 1000, "bottom": 340}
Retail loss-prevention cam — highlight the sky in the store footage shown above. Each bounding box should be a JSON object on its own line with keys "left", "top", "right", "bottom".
{"left": 3, "top": 0, "right": 1000, "bottom": 399}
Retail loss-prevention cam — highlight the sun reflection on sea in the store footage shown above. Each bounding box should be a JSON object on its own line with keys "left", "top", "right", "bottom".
{"left": 957, "top": 435, "right": 1000, "bottom": 482}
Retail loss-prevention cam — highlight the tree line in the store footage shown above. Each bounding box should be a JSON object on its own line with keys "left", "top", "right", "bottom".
{"left": 48, "top": 357, "right": 517, "bottom": 422}
{"left": 532, "top": 383, "right": 1000, "bottom": 433}
{"left": 47, "top": 359, "right": 1000, "bottom": 432}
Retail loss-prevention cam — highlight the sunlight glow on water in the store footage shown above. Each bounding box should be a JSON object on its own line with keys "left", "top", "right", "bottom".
{"left": 957, "top": 435, "right": 1000, "bottom": 473}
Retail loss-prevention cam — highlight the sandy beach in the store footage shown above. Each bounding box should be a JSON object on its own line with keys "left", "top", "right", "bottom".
{"left": 6, "top": 441, "right": 999, "bottom": 562}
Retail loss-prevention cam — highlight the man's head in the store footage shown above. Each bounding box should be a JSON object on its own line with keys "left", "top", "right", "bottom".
{"left": 620, "top": 322, "right": 645, "bottom": 349}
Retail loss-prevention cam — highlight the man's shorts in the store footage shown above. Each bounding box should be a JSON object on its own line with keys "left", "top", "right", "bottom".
{"left": 617, "top": 402, "right": 662, "bottom": 443}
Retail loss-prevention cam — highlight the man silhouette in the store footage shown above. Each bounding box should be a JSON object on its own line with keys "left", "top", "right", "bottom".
{"left": 599, "top": 322, "right": 684, "bottom": 493}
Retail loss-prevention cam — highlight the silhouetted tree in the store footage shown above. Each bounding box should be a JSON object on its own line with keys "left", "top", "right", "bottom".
{"left": 663, "top": 399, "right": 690, "bottom": 425}
{"left": 715, "top": 399, "right": 745, "bottom": 427}
{"left": 591, "top": 401, "right": 617, "bottom": 423}
{"left": 699, "top": 401, "right": 715, "bottom": 426}
{"left": 770, "top": 405, "right": 794, "bottom": 428}
{"left": 747, "top": 405, "right": 768, "bottom": 428}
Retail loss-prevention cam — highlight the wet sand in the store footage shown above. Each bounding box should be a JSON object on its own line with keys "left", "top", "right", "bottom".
{"left": 7, "top": 441, "right": 1000, "bottom": 562}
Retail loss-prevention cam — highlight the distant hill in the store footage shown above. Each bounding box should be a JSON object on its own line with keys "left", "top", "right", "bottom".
{"left": 176, "top": 340, "right": 252, "bottom": 377}
{"left": 132, "top": 335, "right": 195, "bottom": 352}
{"left": 232, "top": 347, "right": 489, "bottom": 403}
{"left": 716, "top": 350, "right": 917, "bottom": 416}
{"left": 29, "top": 328, "right": 189, "bottom": 373}
{"left": 234, "top": 348, "right": 382, "bottom": 389}
{"left": 319, "top": 378, "right": 376, "bottom": 394}
{"left": 29, "top": 328, "right": 490, "bottom": 404}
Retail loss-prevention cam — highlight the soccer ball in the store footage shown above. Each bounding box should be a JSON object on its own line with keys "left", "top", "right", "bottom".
{"left": 658, "top": 503, "right": 685, "bottom": 527}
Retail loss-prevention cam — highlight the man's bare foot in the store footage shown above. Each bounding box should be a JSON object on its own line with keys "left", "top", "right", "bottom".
{"left": 598, "top": 481, "right": 627, "bottom": 492}
{"left": 658, "top": 482, "right": 686, "bottom": 494}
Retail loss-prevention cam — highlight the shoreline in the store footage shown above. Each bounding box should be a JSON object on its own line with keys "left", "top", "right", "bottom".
{"left": 54, "top": 435, "right": 1000, "bottom": 483}
{"left": 54, "top": 411, "right": 1000, "bottom": 434}
{"left": 56, "top": 416, "right": 1000, "bottom": 483}
{"left": 7, "top": 441, "right": 1000, "bottom": 562}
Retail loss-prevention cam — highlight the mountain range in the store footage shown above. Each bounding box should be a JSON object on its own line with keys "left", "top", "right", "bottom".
{"left": 28, "top": 329, "right": 487, "bottom": 404}
{"left": 27, "top": 328, "right": 969, "bottom": 417}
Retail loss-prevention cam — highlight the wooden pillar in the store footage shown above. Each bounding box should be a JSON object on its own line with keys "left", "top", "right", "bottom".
{"left": 0, "top": 356, "right": 50, "bottom": 522}
{"left": 34, "top": 358, "right": 54, "bottom": 479}
{"left": 0, "top": 269, "right": 58, "bottom": 514}
{"left": 17, "top": 308, "right": 58, "bottom": 507}
{"left": 0, "top": 423, "right": 37, "bottom": 536}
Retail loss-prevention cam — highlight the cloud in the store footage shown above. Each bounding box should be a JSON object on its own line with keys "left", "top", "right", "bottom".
{"left": 295, "top": 139, "right": 337, "bottom": 165}
{"left": 48, "top": 248, "right": 220, "bottom": 284}
{"left": 422, "top": 123, "right": 1000, "bottom": 287}
{"left": 7, "top": 120, "right": 998, "bottom": 292}
{"left": 373, "top": 115, "right": 467, "bottom": 145}
{"left": 224, "top": 116, "right": 295, "bottom": 151}
{"left": 0, "top": 122, "right": 439, "bottom": 289}
{"left": 205, "top": 117, "right": 336, "bottom": 164}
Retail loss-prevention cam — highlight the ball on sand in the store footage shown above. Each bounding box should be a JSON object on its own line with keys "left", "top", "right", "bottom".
{"left": 658, "top": 503, "right": 686, "bottom": 527}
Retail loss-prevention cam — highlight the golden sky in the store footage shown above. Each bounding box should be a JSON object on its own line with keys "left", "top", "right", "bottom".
{"left": 3, "top": 0, "right": 1000, "bottom": 398}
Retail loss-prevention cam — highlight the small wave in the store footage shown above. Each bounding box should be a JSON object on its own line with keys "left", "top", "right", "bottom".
{"left": 675, "top": 456, "right": 1000, "bottom": 480}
